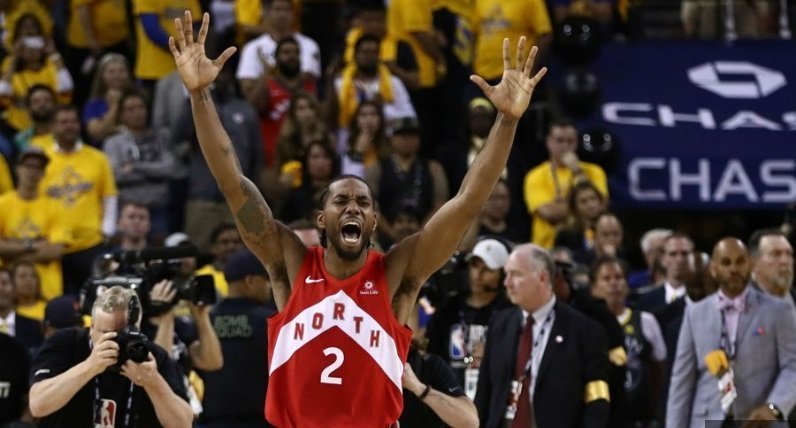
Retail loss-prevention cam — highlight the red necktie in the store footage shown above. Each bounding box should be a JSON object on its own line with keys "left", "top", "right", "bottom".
{"left": 512, "top": 315, "right": 534, "bottom": 428}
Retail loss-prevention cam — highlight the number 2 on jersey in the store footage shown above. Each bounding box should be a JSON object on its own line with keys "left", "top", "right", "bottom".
{"left": 320, "top": 347, "right": 344, "bottom": 385}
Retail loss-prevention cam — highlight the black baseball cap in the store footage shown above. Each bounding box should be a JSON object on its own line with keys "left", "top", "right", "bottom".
{"left": 17, "top": 146, "right": 50, "bottom": 167}
{"left": 44, "top": 296, "right": 83, "bottom": 329}
{"left": 224, "top": 249, "right": 268, "bottom": 283}
{"left": 391, "top": 117, "right": 420, "bottom": 135}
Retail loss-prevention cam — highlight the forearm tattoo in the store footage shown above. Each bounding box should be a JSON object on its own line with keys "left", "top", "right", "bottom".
{"left": 235, "top": 181, "right": 267, "bottom": 236}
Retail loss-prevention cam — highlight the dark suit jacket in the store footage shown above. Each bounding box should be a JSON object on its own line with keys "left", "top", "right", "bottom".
{"left": 14, "top": 313, "right": 43, "bottom": 355}
{"left": 475, "top": 302, "right": 611, "bottom": 428}
{"left": 635, "top": 286, "right": 666, "bottom": 313}
{"left": 653, "top": 296, "right": 686, "bottom": 421}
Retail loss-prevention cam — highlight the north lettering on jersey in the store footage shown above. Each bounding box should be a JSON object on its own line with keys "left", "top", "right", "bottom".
{"left": 271, "top": 290, "right": 405, "bottom": 390}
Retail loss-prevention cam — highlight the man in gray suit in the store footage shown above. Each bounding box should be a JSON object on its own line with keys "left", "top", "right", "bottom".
{"left": 667, "top": 237, "right": 796, "bottom": 428}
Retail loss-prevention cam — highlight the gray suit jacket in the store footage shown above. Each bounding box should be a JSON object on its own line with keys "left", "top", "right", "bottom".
{"left": 666, "top": 287, "right": 796, "bottom": 428}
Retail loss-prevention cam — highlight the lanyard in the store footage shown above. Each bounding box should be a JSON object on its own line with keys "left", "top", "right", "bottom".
{"left": 89, "top": 339, "right": 135, "bottom": 428}
{"left": 522, "top": 311, "right": 555, "bottom": 379}
{"left": 457, "top": 309, "right": 472, "bottom": 362}
{"left": 505, "top": 311, "right": 554, "bottom": 422}
{"left": 93, "top": 376, "right": 135, "bottom": 428}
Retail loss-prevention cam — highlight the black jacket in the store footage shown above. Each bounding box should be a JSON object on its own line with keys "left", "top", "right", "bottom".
{"left": 475, "top": 302, "right": 611, "bottom": 428}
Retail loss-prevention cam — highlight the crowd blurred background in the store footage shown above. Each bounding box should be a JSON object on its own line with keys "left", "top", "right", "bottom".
{"left": 0, "top": 0, "right": 794, "bottom": 426}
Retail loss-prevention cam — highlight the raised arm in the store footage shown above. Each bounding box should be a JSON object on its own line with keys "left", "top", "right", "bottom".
{"left": 387, "top": 38, "right": 546, "bottom": 305}
{"left": 169, "top": 12, "right": 305, "bottom": 310}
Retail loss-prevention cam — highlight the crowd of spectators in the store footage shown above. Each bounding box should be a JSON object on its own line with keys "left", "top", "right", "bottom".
{"left": 0, "top": 0, "right": 793, "bottom": 427}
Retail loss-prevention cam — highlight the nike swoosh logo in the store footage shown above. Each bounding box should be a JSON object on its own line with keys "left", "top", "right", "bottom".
{"left": 448, "top": 387, "right": 458, "bottom": 393}
{"left": 305, "top": 275, "right": 325, "bottom": 284}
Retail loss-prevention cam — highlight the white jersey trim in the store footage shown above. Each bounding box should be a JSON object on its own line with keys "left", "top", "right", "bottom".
{"left": 270, "top": 290, "right": 404, "bottom": 390}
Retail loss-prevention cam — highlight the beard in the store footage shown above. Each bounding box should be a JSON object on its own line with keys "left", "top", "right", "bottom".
{"left": 770, "top": 272, "right": 794, "bottom": 291}
{"left": 358, "top": 63, "right": 378, "bottom": 76}
{"left": 30, "top": 109, "right": 53, "bottom": 123}
{"left": 330, "top": 238, "right": 366, "bottom": 261}
{"left": 278, "top": 62, "right": 300, "bottom": 78}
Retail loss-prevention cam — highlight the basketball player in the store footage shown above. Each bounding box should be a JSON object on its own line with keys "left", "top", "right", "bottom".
{"left": 169, "top": 11, "right": 547, "bottom": 428}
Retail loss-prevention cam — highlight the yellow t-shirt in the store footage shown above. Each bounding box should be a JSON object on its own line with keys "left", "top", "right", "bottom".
{"left": 30, "top": 133, "right": 56, "bottom": 151}
{"left": 196, "top": 264, "right": 228, "bottom": 298}
{"left": 473, "top": 0, "right": 552, "bottom": 80}
{"left": 235, "top": 0, "right": 301, "bottom": 30}
{"left": 524, "top": 161, "right": 607, "bottom": 249}
{"left": 388, "top": 0, "right": 437, "bottom": 87}
{"left": 0, "top": 155, "right": 11, "bottom": 195}
{"left": 0, "top": 192, "right": 72, "bottom": 299}
{"left": 17, "top": 299, "right": 47, "bottom": 321}
{"left": 66, "top": 0, "right": 129, "bottom": 48}
{"left": 133, "top": 0, "right": 202, "bottom": 80}
{"left": 0, "top": 60, "right": 70, "bottom": 131}
{"left": 40, "top": 144, "right": 116, "bottom": 253}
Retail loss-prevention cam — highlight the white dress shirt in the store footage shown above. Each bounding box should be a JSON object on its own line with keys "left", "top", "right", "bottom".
{"left": 0, "top": 310, "right": 16, "bottom": 336}
{"left": 717, "top": 286, "right": 750, "bottom": 350}
{"left": 522, "top": 296, "right": 557, "bottom": 396}
{"left": 664, "top": 281, "right": 687, "bottom": 304}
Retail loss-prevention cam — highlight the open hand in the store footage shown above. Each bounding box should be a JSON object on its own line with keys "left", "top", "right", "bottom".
{"left": 169, "top": 11, "right": 236, "bottom": 92}
{"left": 470, "top": 37, "right": 547, "bottom": 120}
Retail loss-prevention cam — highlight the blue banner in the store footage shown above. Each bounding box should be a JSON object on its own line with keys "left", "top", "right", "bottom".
{"left": 574, "top": 40, "right": 796, "bottom": 209}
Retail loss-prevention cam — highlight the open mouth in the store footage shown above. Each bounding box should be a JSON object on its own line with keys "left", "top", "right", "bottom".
{"left": 341, "top": 221, "right": 362, "bottom": 245}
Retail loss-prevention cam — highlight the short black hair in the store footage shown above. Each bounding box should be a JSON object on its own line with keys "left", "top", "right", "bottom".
{"left": 118, "top": 199, "right": 149, "bottom": 213}
{"left": 354, "top": 33, "right": 381, "bottom": 53}
{"left": 663, "top": 232, "right": 694, "bottom": 248}
{"left": 547, "top": 117, "right": 577, "bottom": 135}
{"left": 588, "top": 256, "right": 628, "bottom": 285}
{"left": 318, "top": 175, "right": 374, "bottom": 208}
{"left": 275, "top": 36, "right": 299, "bottom": 57}
{"left": 748, "top": 228, "right": 788, "bottom": 257}
{"left": 210, "top": 222, "right": 238, "bottom": 244}
{"left": 355, "top": 0, "right": 386, "bottom": 13}
{"left": 26, "top": 84, "right": 56, "bottom": 105}
{"left": 53, "top": 104, "right": 80, "bottom": 119}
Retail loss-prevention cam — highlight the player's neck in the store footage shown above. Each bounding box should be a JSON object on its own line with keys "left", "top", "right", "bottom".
{"left": 323, "top": 248, "right": 368, "bottom": 280}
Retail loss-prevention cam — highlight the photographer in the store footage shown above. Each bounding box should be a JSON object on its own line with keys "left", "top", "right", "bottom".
{"left": 29, "top": 286, "right": 192, "bottom": 427}
{"left": 145, "top": 279, "right": 223, "bottom": 373}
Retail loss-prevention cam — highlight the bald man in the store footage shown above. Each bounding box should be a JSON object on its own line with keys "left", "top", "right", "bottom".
{"left": 667, "top": 238, "right": 796, "bottom": 428}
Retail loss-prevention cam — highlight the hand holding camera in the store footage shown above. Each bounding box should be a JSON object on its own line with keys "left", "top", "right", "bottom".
{"left": 87, "top": 331, "right": 120, "bottom": 375}
{"left": 121, "top": 352, "right": 158, "bottom": 388}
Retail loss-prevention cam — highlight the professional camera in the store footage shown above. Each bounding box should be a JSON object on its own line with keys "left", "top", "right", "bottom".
{"left": 81, "top": 245, "right": 217, "bottom": 316}
{"left": 109, "top": 293, "right": 150, "bottom": 371}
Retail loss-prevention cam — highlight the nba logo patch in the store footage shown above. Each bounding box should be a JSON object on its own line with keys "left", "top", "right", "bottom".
{"left": 94, "top": 398, "right": 117, "bottom": 428}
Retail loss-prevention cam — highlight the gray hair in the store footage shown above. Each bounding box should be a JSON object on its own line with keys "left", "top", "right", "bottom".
{"left": 640, "top": 228, "right": 673, "bottom": 254}
{"left": 91, "top": 285, "right": 136, "bottom": 321}
{"left": 515, "top": 243, "right": 556, "bottom": 286}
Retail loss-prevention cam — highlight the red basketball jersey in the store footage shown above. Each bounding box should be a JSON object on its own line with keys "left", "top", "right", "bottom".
{"left": 266, "top": 247, "right": 412, "bottom": 428}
